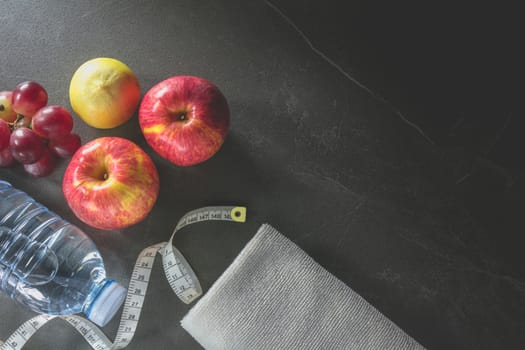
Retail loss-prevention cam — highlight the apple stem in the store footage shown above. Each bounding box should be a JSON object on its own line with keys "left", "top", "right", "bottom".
{"left": 0, "top": 104, "right": 4, "bottom": 112}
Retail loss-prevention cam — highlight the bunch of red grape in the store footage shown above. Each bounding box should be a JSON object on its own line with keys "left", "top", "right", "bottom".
{"left": 0, "top": 81, "right": 81, "bottom": 176}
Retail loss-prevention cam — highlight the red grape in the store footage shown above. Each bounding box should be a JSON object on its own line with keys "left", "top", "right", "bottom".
{"left": 0, "top": 91, "right": 18, "bottom": 122}
{"left": 9, "top": 127, "right": 45, "bottom": 164}
{"left": 23, "top": 148, "right": 56, "bottom": 177}
{"left": 0, "top": 146, "right": 15, "bottom": 167}
{"left": 2, "top": 81, "right": 80, "bottom": 177}
{"left": 11, "top": 81, "right": 48, "bottom": 117}
{"left": 0, "top": 120, "right": 10, "bottom": 150}
{"left": 32, "top": 105, "right": 73, "bottom": 139}
{"left": 49, "top": 133, "right": 81, "bottom": 158}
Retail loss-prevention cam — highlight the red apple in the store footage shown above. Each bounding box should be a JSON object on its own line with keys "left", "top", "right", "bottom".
{"left": 62, "top": 137, "right": 159, "bottom": 230}
{"left": 138, "top": 75, "right": 230, "bottom": 166}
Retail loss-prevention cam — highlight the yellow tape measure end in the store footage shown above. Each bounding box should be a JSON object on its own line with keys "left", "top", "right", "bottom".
{"left": 230, "top": 207, "right": 247, "bottom": 222}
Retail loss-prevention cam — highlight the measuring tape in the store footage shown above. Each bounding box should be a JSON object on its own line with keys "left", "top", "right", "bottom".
{"left": 0, "top": 205, "right": 247, "bottom": 350}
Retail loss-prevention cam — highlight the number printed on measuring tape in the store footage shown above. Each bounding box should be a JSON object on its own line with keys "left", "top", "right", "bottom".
{"left": 0, "top": 206, "right": 247, "bottom": 350}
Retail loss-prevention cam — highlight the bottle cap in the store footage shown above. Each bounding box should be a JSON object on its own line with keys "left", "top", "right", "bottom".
{"left": 87, "top": 279, "right": 127, "bottom": 327}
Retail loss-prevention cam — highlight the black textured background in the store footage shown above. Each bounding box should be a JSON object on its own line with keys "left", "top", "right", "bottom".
{"left": 1, "top": 1, "right": 524, "bottom": 349}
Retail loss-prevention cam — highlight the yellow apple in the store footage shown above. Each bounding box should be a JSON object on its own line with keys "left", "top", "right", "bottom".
{"left": 69, "top": 57, "right": 140, "bottom": 129}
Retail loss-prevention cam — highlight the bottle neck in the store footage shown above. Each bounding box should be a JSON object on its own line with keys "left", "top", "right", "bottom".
{"left": 82, "top": 278, "right": 112, "bottom": 315}
{"left": 83, "top": 279, "right": 127, "bottom": 327}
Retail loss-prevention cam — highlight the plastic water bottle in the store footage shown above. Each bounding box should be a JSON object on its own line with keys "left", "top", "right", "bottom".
{"left": 0, "top": 180, "right": 126, "bottom": 327}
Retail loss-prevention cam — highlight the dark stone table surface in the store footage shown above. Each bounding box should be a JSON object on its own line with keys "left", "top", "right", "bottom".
{"left": 1, "top": 1, "right": 523, "bottom": 349}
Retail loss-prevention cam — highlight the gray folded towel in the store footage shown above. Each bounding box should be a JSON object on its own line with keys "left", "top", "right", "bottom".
{"left": 182, "top": 224, "right": 425, "bottom": 349}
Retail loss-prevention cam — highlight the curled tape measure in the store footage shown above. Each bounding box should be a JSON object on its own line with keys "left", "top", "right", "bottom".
{"left": 0, "top": 205, "right": 247, "bottom": 350}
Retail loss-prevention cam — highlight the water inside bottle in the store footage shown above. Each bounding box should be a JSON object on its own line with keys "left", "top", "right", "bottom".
{"left": 0, "top": 227, "right": 59, "bottom": 285}
{"left": 0, "top": 180, "right": 123, "bottom": 323}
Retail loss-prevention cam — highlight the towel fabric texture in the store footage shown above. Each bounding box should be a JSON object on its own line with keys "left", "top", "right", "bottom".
{"left": 181, "top": 223, "right": 425, "bottom": 349}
